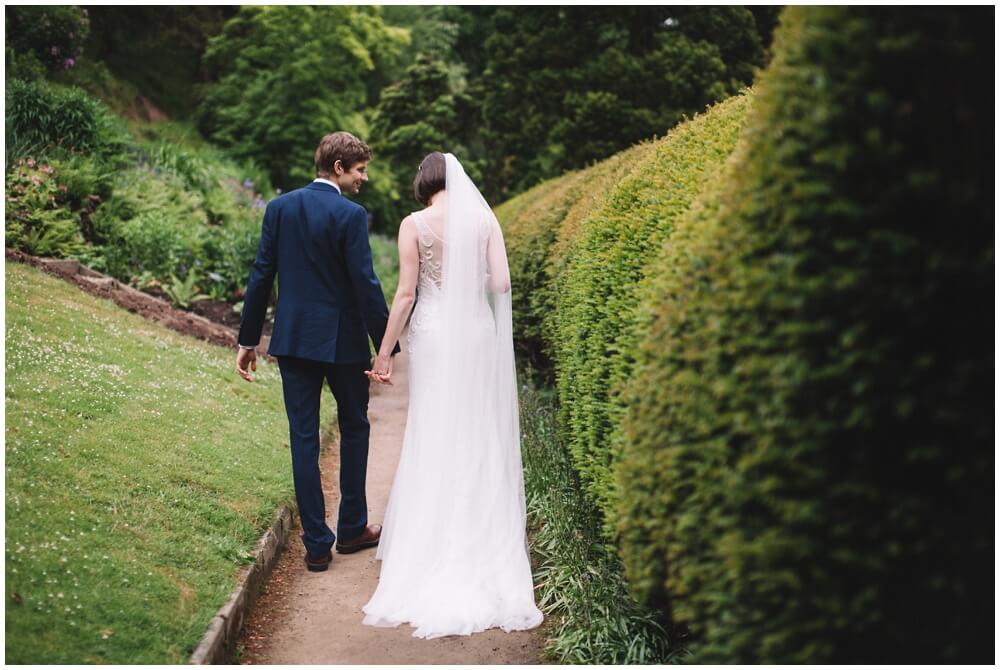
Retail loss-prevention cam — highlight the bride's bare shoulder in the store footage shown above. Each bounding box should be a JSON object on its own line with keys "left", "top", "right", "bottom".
{"left": 397, "top": 214, "right": 419, "bottom": 242}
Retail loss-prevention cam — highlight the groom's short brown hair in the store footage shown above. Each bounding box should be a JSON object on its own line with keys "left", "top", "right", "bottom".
{"left": 315, "top": 132, "right": 372, "bottom": 177}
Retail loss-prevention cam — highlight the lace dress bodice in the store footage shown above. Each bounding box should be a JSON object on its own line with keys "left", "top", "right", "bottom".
{"left": 409, "top": 212, "right": 445, "bottom": 338}
{"left": 408, "top": 209, "right": 494, "bottom": 344}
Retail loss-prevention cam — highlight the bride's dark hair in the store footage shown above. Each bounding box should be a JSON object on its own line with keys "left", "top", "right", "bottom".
{"left": 413, "top": 152, "right": 446, "bottom": 205}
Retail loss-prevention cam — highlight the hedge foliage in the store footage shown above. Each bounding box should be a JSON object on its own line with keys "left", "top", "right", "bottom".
{"left": 501, "top": 6, "right": 990, "bottom": 662}
{"left": 617, "top": 7, "right": 992, "bottom": 663}
{"left": 499, "top": 96, "right": 749, "bottom": 523}
{"left": 496, "top": 140, "right": 660, "bottom": 377}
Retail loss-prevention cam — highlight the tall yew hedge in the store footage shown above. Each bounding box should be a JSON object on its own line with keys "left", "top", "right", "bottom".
{"left": 550, "top": 94, "right": 752, "bottom": 531}
{"left": 617, "top": 7, "right": 992, "bottom": 663}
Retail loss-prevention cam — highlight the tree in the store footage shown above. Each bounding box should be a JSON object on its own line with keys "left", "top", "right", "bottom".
{"left": 195, "top": 6, "right": 406, "bottom": 193}
{"left": 479, "top": 7, "right": 768, "bottom": 201}
{"left": 368, "top": 54, "right": 482, "bottom": 230}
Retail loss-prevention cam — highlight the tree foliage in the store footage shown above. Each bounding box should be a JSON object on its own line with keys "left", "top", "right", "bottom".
{"left": 195, "top": 5, "right": 407, "bottom": 193}
{"left": 369, "top": 54, "right": 483, "bottom": 229}
{"left": 479, "top": 7, "right": 766, "bottom": 200}
{"left": 82, "top": 6, "right": 234, "bottom": 118}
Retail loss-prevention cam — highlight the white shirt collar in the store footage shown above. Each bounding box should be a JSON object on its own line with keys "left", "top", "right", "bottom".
{"left": 313, "top": 177, "right": 341, "bottom": 193}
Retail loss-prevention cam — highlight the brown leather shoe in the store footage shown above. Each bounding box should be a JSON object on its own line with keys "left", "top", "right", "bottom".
{"left": 335, "top": 524, "right": 382, "bottom": 554}
{"left": 305, "top": 549, "right": 333, "bottom": 572}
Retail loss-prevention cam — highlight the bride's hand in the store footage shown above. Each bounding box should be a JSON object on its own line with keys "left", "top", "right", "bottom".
{"left": 366, "top": 352, "right": 393, "bottom": 385}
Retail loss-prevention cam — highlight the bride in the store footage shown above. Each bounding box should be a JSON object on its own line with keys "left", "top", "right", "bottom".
{"left": 361, "top": 152, "right": 544, "bottom": 639}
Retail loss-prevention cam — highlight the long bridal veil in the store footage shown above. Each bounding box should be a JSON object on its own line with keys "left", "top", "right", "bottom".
{"left": 362, "top": 153, "right": 542, "bottom": 638}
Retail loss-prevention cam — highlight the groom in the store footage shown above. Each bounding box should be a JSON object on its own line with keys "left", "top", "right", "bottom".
{"left": 235, "top": 131, "right": 399, "bottom": 573}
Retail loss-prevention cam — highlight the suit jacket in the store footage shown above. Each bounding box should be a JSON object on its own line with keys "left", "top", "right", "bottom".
{"left": 238, "top": 181, "right": 398, "bottom": 364}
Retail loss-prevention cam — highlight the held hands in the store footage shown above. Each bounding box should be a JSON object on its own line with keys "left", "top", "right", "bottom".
{"left": 365, "top": 351, "right": 394, "bottom": 385}
{"left": 236, "top": 347, "right": 257, "bottom": 383}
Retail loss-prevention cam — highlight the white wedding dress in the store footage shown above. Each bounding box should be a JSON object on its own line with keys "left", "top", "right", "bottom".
{"left": 362, "top": 154, "right": 544, "bottom": 639}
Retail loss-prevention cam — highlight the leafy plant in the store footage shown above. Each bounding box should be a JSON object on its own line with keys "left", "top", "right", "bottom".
{"left": 518, "top": 378, "right": 678, "bottom": 664}
{"left": 5, "top": 78, "right": 130, "bottom": 162}
{"left": 162, "top": 269, "right": 210, "bottom": 309}
{"left": 5, "top": 158, "right": 84, "bottom": 257}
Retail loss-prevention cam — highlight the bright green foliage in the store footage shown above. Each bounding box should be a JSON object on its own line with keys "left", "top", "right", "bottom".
{"left": 196, "top": 5, "right": 408, "bottom": 192}
{"left": 5, "top": 262, "right": 333, "bottom": 663}
{"left": 4, "top": 77, "right": 273, "bottom": 304}
{"left": 495, "top": 170, "right": 588, "bottom": 373}
{"left": 162, "top": 269, "right": 212, "bottom": 309}
{"left": 88, "top": 166, "right": 208, "bottom": 281}
{"left": 551, "top": 94, "right": 751, "bottom": 531}
{"left": 618, "top": 7, "right": 992, "bottom": 663}
{"left": 496, "top": 140, "right": 662, "bottom": 379}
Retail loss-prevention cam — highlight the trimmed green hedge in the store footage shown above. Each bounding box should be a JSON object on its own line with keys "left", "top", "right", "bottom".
{"left": 497, "top": 142, "right": 661, "bottom": 379}
{"left": 551, "top": 94, "right": 751, "bottom": 530}
{"left": 618, "top": 6, "right": 992, "bottom": 663}
{"left": 496, "top": 170, "right": 587, "bottom": 373}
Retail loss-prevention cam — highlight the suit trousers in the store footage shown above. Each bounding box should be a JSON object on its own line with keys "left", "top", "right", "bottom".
{"left": 276, "top": 356, "right": 370, "bottom": 560}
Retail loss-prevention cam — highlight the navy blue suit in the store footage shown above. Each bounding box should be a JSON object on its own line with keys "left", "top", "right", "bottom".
{"left": 239, "top": 181, "right": 398, "bottom": 559}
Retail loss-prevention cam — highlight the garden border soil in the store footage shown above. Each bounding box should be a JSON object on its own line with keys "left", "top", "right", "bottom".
{"left": 4, "top": 248, "right": 267, "bottom": 352}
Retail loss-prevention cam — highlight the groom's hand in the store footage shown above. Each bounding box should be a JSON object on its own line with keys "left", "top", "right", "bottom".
{"left": 236, "top": 347, "right": 257, "bottom": 383}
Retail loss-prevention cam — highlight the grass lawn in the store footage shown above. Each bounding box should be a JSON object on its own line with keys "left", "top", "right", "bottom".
{"left": 4, "top": 261, "right": 333, "bottom": 663}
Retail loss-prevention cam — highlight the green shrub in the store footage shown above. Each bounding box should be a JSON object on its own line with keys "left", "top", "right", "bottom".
{"left": 498, "top": 140, "right": 663, "bottom": 380}
{"left": 5, "top": 78, "right": 130, "bottom": 162}
{"left": 4, "top": 46, "right": 47, "bottom": 83}
{"left": 89, "top": 167, "right": 208, "bottom": 281}
{"left": 51, "top": 59, "right": 142, "bottom": 119}
{"left": 550, "top": 93, "right": 751, "bottom": 530}
{"left": 618, "top": 6, "right": 992, "bottom": 663}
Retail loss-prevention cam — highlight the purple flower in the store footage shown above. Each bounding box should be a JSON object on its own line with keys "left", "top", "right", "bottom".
{"left": 194, "top": 259, "right": 201, "bottom": 268}
{"left": 242, "top": 178, "right": 253, "bottom": 189}
{"left": 254, "top": 198, "right": 265, "bottom": 209}
{"left": 62, "top": 58, "right": 75, "bottom": 70}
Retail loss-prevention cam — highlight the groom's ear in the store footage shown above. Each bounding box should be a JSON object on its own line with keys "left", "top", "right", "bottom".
{"left": 332, "top": 159, "right": 343, "bottom": 176}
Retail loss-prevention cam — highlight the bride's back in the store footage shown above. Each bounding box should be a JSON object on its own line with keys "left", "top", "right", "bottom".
{"left": 413, "top": 206, "right": 447, "bottom": 292}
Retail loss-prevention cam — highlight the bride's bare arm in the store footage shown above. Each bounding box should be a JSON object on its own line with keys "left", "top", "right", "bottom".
{"left": 486, "top": 218, "right": 511, "bottom": 294}
{"left": 371, "top": 216, "right": 419, "bottom": 377}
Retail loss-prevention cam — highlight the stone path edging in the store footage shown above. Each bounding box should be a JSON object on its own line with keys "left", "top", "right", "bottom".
{"left": 189, "top": 504, "right": 295, "bottom": 664}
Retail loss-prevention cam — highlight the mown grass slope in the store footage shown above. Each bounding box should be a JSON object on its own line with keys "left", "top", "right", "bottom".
{"left": 5, "top": 262, "right": 333, "bottom": 663}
